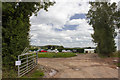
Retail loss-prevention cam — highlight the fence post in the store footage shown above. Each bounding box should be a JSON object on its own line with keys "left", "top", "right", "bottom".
{"left": 18, "top": 56, "right": 20, "bottom": 77}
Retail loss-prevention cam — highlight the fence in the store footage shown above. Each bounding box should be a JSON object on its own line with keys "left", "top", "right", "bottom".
{"left": 17, "top": 52, "right": 38, "bottom": 77}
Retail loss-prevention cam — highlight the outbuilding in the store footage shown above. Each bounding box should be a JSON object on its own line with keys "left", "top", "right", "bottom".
{"left": 84, "top": 49, "right": 95, "bottom": 53}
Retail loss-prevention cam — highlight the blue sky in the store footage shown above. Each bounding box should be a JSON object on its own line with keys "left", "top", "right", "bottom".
{"left": 54, "top": 14, "right": 87, "bottom": 31}
{"left": 70, "top": 14, "right": 86, "bottom": 20}
{"left": 30, "top": 0, "right": 119, "bottom": 48}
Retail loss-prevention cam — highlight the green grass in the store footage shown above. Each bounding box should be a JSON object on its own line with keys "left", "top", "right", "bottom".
{"left": 117, "top": 63, "right": 120, "bottom": 67}
{"left": 22, "top": 68, "right": 44, "bottom": 78}
{"left": 114, "top": 63, "right": 120, "bottom": 67}
{"left": 97, "top": 52, "right": 120, "bottom": 58}
{"left": 38, "top": 52, "right": 77, "bottom": 58}
{"left": 22, "top": 71, "right": 44, "bottom": 78}
{"left": 98, "top": 54, "right": 109, "bottom": 58}
{"left": 30, "top": 70, "right": 44, "bottom": 78}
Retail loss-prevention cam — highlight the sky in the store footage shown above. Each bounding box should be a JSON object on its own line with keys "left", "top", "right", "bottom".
{"left": 30, "top": 0, "right": 120, "bottom": 48}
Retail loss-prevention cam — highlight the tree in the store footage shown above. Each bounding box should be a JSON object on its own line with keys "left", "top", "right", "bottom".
{"left": 87, "top": 2, "right": 118, "bottom": 56}
{"left": 2, "top": 1, "right": 55, "bottom": 69}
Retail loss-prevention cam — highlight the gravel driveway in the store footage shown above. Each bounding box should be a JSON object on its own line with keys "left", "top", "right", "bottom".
{"left": 38, "top": 53, "right": 118, "bottom": 78}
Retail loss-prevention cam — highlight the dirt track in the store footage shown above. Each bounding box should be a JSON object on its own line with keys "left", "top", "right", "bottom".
{"left": 38, "top": 53, "right": 118, "bottom": 78}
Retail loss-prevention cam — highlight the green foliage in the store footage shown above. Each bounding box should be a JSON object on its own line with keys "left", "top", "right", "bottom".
{"left": 41, "top": 45, "right": 64, "bottom": 50}
{"left": 29, "top": 48, "right": 38, "bottom": 51}
{"left": 112, "top": 51, "right": 120, "bottom": 57}
{"left": 57, "top": 49, "right": 62, "bottom": 52}
{"left": 38, "top": 52, "right": 77, "bottom": 58}
{"left": 2, "top": 1, "right": 55, "bottom": 76}
{"left": 64, "top": 48, "right": 84, "bottom": 53}
{"left": 2, "top": 67, "right": 17, "bottom": 78}
{"left": 87, "top": 2, "right": 118, "bottom": 56}
{"left": 114, "top": 7, "right": 120, "bottom": 29}
{"left": 76, "top": 48, "right": 84, "bottom": 53}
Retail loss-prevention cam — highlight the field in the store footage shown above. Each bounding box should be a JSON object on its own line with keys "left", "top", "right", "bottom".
{"left": 37, "top": 52, "right": 78, "bottom": 58}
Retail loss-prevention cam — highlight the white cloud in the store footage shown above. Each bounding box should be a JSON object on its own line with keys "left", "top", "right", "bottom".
{"left": 30, "top": 2, "right": 94, "bottom": 47}
{"left": 110, "top": 0, "right": 120, "bottom": 4}
{"left": 30, "top": 0, "right": 119, "bottom": 48}
{"left": 67, "top": 19, "right": 86, "bottom": 25}
{"left": 30, "top": 0, "right": 90, "bottom": 28}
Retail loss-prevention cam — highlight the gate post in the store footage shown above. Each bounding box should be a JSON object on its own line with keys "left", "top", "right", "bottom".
{"left": 18, "top": 56, "right": 20, "bottom": 77}
{"left": 27, "top": 54, "right": 28, "bottom": 72}
{"left": 36, "top": 52, "right": 38, "bottom": 65}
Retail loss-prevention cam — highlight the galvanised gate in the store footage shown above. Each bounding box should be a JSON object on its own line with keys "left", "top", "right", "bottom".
{"left": 17, "top": 52, "right": 38, "bottom": 77}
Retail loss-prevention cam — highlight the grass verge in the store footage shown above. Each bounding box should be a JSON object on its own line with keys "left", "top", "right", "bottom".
{"left": 38, "top": 52, "right": 77, "bottom": 58}
{"left": 21, "top": 66, "right": 44, "bottom": 78}
{"left": 3, "top": 66, "right": 44, "bottom": 78}
{"left": 2, "top": 67, "right": 17, "bottom": 78}
{"left": 97, "top": 51, "right": 120, "bottom": 58}
{"left": 114, "top": 63, "right": 120, "bottom": 67}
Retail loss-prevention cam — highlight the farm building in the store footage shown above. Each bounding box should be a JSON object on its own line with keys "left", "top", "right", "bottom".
{"left": 84, "top": 49, "right": 95, "bottom": 53}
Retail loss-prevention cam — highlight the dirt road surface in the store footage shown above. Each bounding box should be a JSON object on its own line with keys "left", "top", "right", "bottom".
{"left": 38, "top": 53, "right": 118, "bottom": 78}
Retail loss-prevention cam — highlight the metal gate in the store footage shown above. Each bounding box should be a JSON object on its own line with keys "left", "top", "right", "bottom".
{"left": 17, "top": 52, "right": 38, "bottom": 77}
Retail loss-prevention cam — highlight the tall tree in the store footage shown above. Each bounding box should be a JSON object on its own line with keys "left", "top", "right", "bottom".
{"left": 2, "top": 1, "right": 55, "bottom": 69}
{"left": 87, "top": 2, "right": 118, "bottom": 56}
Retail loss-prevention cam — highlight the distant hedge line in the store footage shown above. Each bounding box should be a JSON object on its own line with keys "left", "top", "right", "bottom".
{"left": 30, "top": 48, "right": 85, "bottom": 53}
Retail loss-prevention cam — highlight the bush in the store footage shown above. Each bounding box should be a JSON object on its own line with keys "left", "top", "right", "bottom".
{"left": 112, "top": 51, "right": 120, "bottom": 57}
{"left": 2, "top": 67, "right": 17, "bottom": 78}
